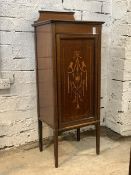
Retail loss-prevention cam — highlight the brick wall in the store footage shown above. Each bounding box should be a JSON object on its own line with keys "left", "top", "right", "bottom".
{"left": 0, "top": 0, "right": 129, "bottom": 149}
{"left": 106, "top": 0, "right": 131, "bottom": 136}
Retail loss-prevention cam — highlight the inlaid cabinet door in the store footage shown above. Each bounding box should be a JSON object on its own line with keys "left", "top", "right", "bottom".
{"left": 56, "top": 34, "right": 99, "bottom": 126}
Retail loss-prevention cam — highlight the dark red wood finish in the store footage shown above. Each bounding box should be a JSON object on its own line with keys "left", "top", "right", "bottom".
{"left": 57, "top": 34, "right": 99, "bottom": 128}
{"left": 37, "top": 11, "right": 75, "bottom": 22}
{"left": 33, "top": 11, "right": 104, "bottom": 168}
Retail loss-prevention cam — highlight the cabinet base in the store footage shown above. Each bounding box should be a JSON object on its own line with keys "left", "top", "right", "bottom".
{"left": 38, "top": 120, "right": 100, "bottom": 168}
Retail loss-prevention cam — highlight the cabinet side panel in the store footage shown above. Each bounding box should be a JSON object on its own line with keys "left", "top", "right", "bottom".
{"left": 36, "top": 24, "right": 54, "bottom": 128}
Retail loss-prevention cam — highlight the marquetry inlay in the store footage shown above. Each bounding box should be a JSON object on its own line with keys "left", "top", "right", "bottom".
{"left": 67, "top": 51, "right": 87, "bottom": 109}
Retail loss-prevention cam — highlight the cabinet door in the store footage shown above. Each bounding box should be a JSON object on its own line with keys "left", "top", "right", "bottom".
{"left": 57, "top": 34, "right": 100, "bottom": 127}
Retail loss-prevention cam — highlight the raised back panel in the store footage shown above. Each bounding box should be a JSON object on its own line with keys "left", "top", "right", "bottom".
{"left": 57, "top": 34, "right": 98, "bottom": 127}
{"left": 36, "top": 24, "right": 54, "bottom": 127}
{"left": 37, "top": 11, "right": 75, "bottom": 22}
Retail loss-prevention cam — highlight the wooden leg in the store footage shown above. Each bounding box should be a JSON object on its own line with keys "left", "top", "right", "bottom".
{"left": 77, "top": 128, "right": 80, "bottom": 141}
{"left": 96, "top": 122, "right": 100, "bottom": 155}
{"left": 129, "top": 149, "right": 131, "bottom": 175}
{"left": 54, "top": 129, "right": 58, "bottom": 168}
{"left": 38, "top": 119, "right": 43, "bottom": 152}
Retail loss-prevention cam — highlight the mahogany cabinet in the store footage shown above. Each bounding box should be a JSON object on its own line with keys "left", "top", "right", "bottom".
{"left": 33, "top": 11, "right": 104, "bottom": 168}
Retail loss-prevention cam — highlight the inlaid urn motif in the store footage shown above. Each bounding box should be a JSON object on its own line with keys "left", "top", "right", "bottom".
{"left": 67, "top": 51, "right": 87, "bottom": 109}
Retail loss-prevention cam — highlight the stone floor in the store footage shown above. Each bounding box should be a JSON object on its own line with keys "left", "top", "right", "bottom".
{"left": 0, "top": 128, "right": 130, "bottom": 175}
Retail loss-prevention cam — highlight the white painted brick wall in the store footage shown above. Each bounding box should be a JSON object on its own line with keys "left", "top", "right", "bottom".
{"left": 102, "top": 2, "right": 111, "bottom": 14}
{"left": 112, "top": 0, "right": 127, "bottom": 20}
{"left": 106, "top": 0, "right": 131, "bottom": 136}
{"left": 63, "top": 0, "right": 102, "bottom": 12}
{"left": 0, "top": 0, "right": 130, "bottom": 149}
{"left": 0, "top": 0, "right": 110, "bottom": 149}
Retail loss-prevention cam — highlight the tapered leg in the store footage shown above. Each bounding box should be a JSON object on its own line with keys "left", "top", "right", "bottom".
{"left": 38, "top": 119, "right": 43, "bottom": 152}
{"left": 54, "top": 129, "right": 58, "bottom": 168}
{"left": 77, "top": 128, "right": 80, "bottom": 141}
{"left": 96, "top": 122, "right": 100, "bottom": 155}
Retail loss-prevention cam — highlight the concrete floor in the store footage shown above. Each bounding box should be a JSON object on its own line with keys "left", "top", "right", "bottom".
{"left": 0, "top": 128, "right": 130, "bottom": 175}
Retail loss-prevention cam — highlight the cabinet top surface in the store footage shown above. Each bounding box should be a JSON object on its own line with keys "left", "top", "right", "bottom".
{"left": 33, "top": 20, "right": 104, "bottom": 27}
